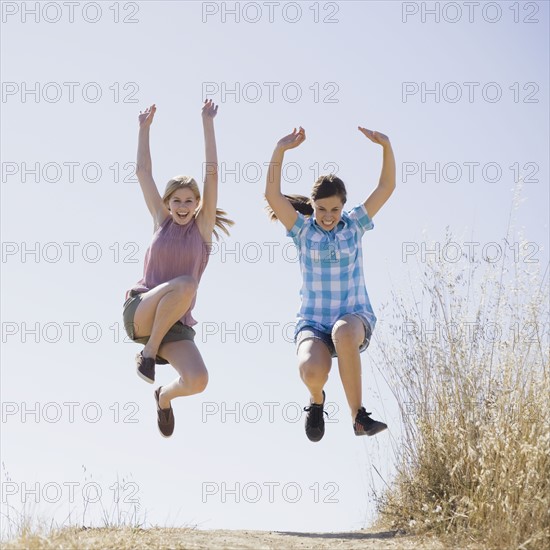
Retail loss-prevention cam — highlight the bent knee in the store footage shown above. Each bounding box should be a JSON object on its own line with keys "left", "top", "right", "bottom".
{"left": 332, "top": 319, "right": 363, "bottom": 347}
{"left": 183, "top": 371, "right": 208, "bottom": 395}
{"left": 170, "top": 276, "right": 198, "bottom": 297}
{"left": 299, "top": 360, "right": 328, "bottom": 385}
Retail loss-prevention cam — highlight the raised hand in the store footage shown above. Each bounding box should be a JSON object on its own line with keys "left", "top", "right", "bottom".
{"left": 202, "top": 98, "right": 218, "bottom": 119}
{"left": 276, "top": 127, "right": 306, "bottom": 152}
{"left": 358, "top": 126, "right": 391, "bottom": 147}
{"left": 138, "top": 104, "right": 156, "bottom": 128}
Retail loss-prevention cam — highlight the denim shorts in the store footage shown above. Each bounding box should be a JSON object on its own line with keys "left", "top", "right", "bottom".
{"left": 122, "top": 290, "right": 196, "bottom": 365}
{"left": 295, "top": 314, "right": 373, "bottom": 358}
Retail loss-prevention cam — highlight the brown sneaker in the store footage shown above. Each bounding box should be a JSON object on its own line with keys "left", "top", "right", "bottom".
{"left": 154, "top": 386, "right": 174, "bottom": 438}
{"left": 136, "top": 351, "right": 155, "bottom": 384}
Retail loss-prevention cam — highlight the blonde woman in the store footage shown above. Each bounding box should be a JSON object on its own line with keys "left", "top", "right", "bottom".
{"left": 123, "top": 101, "right": 233, "bottom": 437}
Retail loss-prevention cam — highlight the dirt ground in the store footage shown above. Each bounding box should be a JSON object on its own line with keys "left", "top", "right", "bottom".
{"left": 5, "top": 526, "right": 482, "bottom": 549}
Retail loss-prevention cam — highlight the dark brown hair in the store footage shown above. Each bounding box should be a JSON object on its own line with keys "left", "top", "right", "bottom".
{"left": 266, "top": 174, "right": 347, "bottom": 221}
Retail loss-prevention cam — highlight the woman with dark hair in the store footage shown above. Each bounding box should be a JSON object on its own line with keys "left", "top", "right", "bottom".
{"left": 265, "top": 126, "right": 395, "bottom": 442}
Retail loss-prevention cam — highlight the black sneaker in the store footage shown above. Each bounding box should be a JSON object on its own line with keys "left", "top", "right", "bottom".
{"left": 136, "top": 351, "right": 155, "bottom": 384}
{"left": 154, "top": 386, "right": 174, "bottom": 438}
{"left": 354, "top": 407, "right": 387, "bottom": 436}
{"left": 303, "top": 391, "right": 327, "bottom": 442}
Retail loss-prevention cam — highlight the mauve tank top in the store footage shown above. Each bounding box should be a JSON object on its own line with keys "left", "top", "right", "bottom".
{"left": 127, "top": 215, "right": 209, "bottom": 326}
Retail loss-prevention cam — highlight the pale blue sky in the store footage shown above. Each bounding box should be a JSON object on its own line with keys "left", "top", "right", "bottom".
{"left": 1, "top": 0, "right": 548, "bottom": 535}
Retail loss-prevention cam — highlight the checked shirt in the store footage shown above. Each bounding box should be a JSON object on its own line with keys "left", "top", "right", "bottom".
{"left": 287, "top": 203, "right": 377, "bottom": 338}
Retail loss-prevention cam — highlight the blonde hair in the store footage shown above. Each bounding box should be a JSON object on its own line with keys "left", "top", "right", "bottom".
{"left": 163, "top": 175, "right": 234, "bottom": 240}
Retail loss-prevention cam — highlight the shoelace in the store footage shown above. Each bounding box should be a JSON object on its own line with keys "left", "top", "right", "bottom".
{"left": 355, "top": 407, "right": 373, "bottom": 425}
{"left": 303, "top": 403, "right": 328, "bottom": 424}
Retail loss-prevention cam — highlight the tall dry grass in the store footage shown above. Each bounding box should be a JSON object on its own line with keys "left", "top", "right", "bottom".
{"left": 373, "top": 222, "right": 549, "bottom": 549}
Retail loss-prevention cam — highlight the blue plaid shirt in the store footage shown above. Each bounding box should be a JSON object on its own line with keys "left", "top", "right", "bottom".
{"left": 287, "top": 203, "right": 377, "bottom": 337}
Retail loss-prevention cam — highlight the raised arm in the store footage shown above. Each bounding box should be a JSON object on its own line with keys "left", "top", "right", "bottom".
{"left": 136, "top": 104, "right": 168, "bottom": 226}
{"left": 195, "top": 100, "right": 219, "bottom": 240}
{"left": 358, "top": 127, "right": 396, "bottom": 218}
{"left": 264, "top": 127, "right": 305, "bottom": 231}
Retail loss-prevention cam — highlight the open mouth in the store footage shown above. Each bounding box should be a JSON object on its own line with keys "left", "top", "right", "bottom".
{"left": 176, "top": 212, "right": 189, "bottom": 221}
{"left": 322, "top": 220, "right": 334, "bottom": 227}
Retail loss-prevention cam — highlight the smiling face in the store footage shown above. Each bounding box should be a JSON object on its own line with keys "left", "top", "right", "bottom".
{"left": 166, "top": 187, "right": 199, "bottom": 225}
{"left": 313, "top": 195, "right": 344, "bottom": 231}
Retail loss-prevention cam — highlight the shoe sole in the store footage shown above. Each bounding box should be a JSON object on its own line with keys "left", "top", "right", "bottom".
{"left": 136, "top": 367, "right": 154, "bottom": 384}
{"left": 306, "top": 430, "right": 325, "bottom": 443}
{"left": 355, "top": 423, "right": 388, "bottom": 437}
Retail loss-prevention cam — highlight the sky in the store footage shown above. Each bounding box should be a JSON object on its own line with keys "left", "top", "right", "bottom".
{"left": 1, "top": 0, "right": 549, "bottom": 537}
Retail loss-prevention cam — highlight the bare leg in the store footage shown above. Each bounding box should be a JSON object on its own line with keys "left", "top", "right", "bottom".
{"left": 297, "top": 339, "right": 332, "bottom": 404}
{"left": 132, "top": 276, "right": 198, "bottom": 359}
{"left": 156, "top": 340, "right": 208, "bottom": 409}
{"left": 332, "top": 315, "right": 365, "bottom": 419}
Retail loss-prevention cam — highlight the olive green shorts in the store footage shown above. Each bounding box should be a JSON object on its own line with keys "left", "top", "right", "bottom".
{"left": 122, "top": 290, "right": 196, "bottom": 365}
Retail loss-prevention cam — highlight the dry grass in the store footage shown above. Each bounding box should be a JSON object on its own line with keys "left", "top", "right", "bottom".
{"left": 2, "top": 527, "right": 189, "bottom": 550}
{"left": 1, "top": 467, "right": 145, "bottom": 548}
{"left": 372, "top": 227, "right": 549, "bottom": 549}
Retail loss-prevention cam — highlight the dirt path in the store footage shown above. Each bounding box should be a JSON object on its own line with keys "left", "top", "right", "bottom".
{"left": 5, "top": 526, "right": 470, "bottom": 549}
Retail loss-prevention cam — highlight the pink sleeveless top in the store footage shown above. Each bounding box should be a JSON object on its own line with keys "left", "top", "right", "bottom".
{"left": 127, "top": 215, "right": 209, "bottom": 326}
